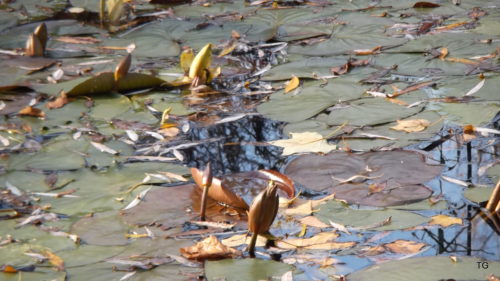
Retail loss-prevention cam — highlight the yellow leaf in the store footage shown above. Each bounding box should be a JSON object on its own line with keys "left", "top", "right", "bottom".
{"left": 107, "top": 0, "right": 126, "bottom": 25}
{"left": 125, "top": 233, "right": 149, "bottom": 238}
{"left": 429, "top": 214, "right": 463, "bottom": 227}
{"left": 218, "top": 42, "right": 237, "bottom": 57}
{"left": 188, "top": 43, "right": 213, "bottom": 80}
{"left": 285, "top": 194, "right": 335, "bottom": 216}
{"left": 284, "top": 75, "right": 300, "bottom": 93}
{"left": 439, "top": 47, "right": 448, "bottom": 60}
{"left": 299, "top": 216, "right": 330, "bottom": 228}
{"left": 390, "top": 119, "right": 430, "bottom": 133}
{"left": 277, "top": 233, "right": 356, "bottom": 250}
{"left": 269, "top": 132, "right": 336, "bottom": 156}
{"left": 180, "top": 48, "right": 194, "bottom": 73}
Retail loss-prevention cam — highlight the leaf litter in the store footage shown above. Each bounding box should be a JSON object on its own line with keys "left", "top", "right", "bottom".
{"left": 0, "top": 1, "right": 499, "bottom": 281}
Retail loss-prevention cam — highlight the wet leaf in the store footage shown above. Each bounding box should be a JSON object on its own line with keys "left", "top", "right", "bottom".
{"left": 390, "top": 119, "right": 430, "bottom": 133}
{"left": 46, "top": 92, "right": 69, "bottom": 109}
{"left": 269, "top": 131, "right": 336, "bottom": 156}
{"left": 284, "top": 76, "right": 300, "bottom": 93}
{"left": 41, "top": 249, "right": 65, "bottom": 271}
{"left": 277, "top": 232, "right": 356, "bottom": 250}
{"left": 18, "top": 106, "right": 45, "bottom": 118}
{"left": 384, "top": 240, "right": 427, "bottom": 254}
{"left": 180, "top": 235, "right": 240, "bottom": 260}
{"left": 428, "top": 214, "right": 463, "bottom": 227}
{"left": 349, "top": 256, "right": 500, "bottom": 281}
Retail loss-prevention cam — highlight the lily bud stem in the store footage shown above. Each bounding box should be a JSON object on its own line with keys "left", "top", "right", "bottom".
{"left": 248, "top": 232, "right": 258, "bottom": 258}
{"left": 200, "top": 184, "right": 210, "bottom": 221}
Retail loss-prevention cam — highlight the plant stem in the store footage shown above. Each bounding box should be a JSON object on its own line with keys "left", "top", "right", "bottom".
{"left": 248, "top": 232, "right": 258, "bottom": 258}
{"left": 200, "top": 184, "right": 209, "bottom": 221}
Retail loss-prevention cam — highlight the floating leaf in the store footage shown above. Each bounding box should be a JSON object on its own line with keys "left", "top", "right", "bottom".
{"left": 384, "top": 240, "right": 427, "bottom": 254}
{"left": 277, "top": 232, "right": 356, "bottom": 250}
{"left": 464, "top": 78, "right": 485, "bottom": 96}
{"left": 18, "top": 106, "right": 45, "bottom": 118}
{"left": 41, "top": 249, "right": 65, "bottom": 271}
{"left": 221, "top": 234, "right": 267, "bottom": 248}
{"left": 180, "top": 235, "right": 240, "bottom": 260}
{"left": 428, "top": 214, "right": 463, "bottom": 227}
{"left": 205, "top": 259, "right": 293, "bottom": 281}
{"left": 90, "top": 141, "right": 118, "bottom": 155}
{"left": 438, "top": 47, "right": 448, "bottom": 60}
{"left": 298, "top": 216, "right": 329, "bottom": 228}
{"left": 390, "top": 119, "right": 430, "bottom": 133}
{"left": 46, "top": 92, "right": 69, "bottom": 109}
{"left": 284, "top": 76, "right": 300, "bottom": 93}
{"left": 269, "top": 132, "right": 336, "bottom": 156}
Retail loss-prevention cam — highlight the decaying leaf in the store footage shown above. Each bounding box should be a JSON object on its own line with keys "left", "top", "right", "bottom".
{"left": 285, "top": 194, "right": 336, "bottom": 216}
{"left": 384, "top": 240, "right": 427, "bottom": 254}
{"left": 269, "top": 132, "right": 336, "bottom": 156}
{"left": 299, "top": 216, "right": 330, "bottom": 228}
{"left": 439, "top": 47, "right": 448, "bottom": 60}
{"left": 41, "top": 249, "right": 65, "bottom": 271}
{"left": 18, "top": 106, "right": 45, "bottom": 118}
{"left": 123, "top": 187, "right": 152, "bottom": 210}
{"left": 277, "top": 232, "right": 356, "bottom": 250}
{"left": 46, "top": 92, "right": 69, "bottom": 109}
{"left": 90, "top": 141, "right": 118, "bottom": 155}
{"left": 284, "top": 76, "right": 300, "bottom": 93}
{"left": 221, "top": 233, "right": 267, "bottom": 248}
{"left": 180, "top": 235, "right": 241, "bottom": 260}
{"left": 353, "top": 46, "right": 382, "bottom": 56}
{"left": 428, "top": 214, "right": 463, "bottom": 227}
{"left": 464, "top": 78, "right": 485, "bottom": 96}
{"left": 390, "top": 119, "right": 430, "bottom": 133}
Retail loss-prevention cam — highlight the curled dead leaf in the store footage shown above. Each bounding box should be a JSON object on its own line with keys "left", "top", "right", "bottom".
{"left": 18, "top": 106, "right": 45, "bottom": 118}
{"left": 46, "top": 92, "right": 69, "bottom": 109}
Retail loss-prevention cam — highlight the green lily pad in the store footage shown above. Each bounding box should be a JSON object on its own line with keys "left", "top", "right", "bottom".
{"left": 258, "top": 79, "right": 364, "bottom": 123}
{"left": 59, "top": 245, "right": 125, "bottom": 268}
{"left": 464, "top": 186, "right": 494, "bottom": 203}
{"left": 348, "top": 256, "right": 500, "bottom": 281}
{"left": 72, "top": 210, "right": 129, "bottom": 246}
{"left": 316, "top": 202, "right": 429, "bottom": 231}
{"left": 326, "top": 98, "right": 422, "bottom": 126}
{"left": 434, "top": 102, "right": 500, "bottom": 126}
{"left": 205, "top": 258, "right": 293, "bottom": 281}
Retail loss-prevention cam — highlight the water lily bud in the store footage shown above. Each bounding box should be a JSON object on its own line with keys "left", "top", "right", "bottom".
{"left": 25, "top": 33, "right": 44, "bottom": 57}
{"left": 114, "top": 53, "right": 131, "bottom": 82}
{"left": 34, "top": 23, "right": 48, "bottom": 50}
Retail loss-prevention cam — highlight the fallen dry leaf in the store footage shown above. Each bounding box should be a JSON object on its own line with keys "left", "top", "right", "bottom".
{"left": 284, "top": 75, "right": 300, "bottom": 93}
{"left": 299, "top": 216, "right": 330, "bottom": 228}
{"left": 390, "top": 119, "right": 430, "bottom": 133}
{"left": 18, "top": 106, "right": 45, "bottom": 118}
{"left": 285, "top": 194, "right": 336, "bottom": 216}
{"left": 46, "top": 92, "right": 69, "bottom": 109}
{"left": 221, "top": 233, "right": 267, "bottom": 248}
{"left": 180, "top": 235, "right": 241, "bottom": 260}
{"left": 278, "top": 232, "right": 356, "bottom": 250}
{"left": 439, "top": 47, "right": 448, "bottom": 60}
{"left": 41, "top": 249, "right": 65, "bottom": 271}
{"left": 429, "top": 214, "right": 463, "bottom": 227}
{"left": 269, "top": 132, "right": 336, "bottom": 156}
{"left": 413, "top": 1, "right": 440, "bottom": 8}
{"left": 384, "top": 239, "right": 427, "bottom": 254}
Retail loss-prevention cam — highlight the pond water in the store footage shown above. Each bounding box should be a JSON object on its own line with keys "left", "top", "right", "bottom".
{"left": 1, "top": 0, "right": 500, "bottom": 280}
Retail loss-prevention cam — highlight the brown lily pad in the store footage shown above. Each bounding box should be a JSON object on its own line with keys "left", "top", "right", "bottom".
{"left": 121, "top": 185, "right": 193, "bottom": 227}
{"left": 285, "top": 150, "right": 441, "bottom": 207}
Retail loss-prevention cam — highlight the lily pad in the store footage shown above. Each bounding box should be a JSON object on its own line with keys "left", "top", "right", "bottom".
{"left": 316, "top": 202, "right": 429, "bottom": 231}
{"left": 348, "top": 256, "right": 500, "bottom": 281}
{"left": 285, "top": 150, "right": 441, "bottom": 206}
{"left": 205, "top": 258, "right": 294, "bottom": 281}
{"left": 121, "top": 184, "right": 193, "bottom": 227}
{"left": 464, "top": 186, "right": 494, "bottom": 203}
{"left": 72, "top": 210, "right": 129, "bottom": 246}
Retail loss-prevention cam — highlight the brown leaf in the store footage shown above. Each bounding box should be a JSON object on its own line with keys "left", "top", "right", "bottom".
{"left": 389, "top": 81, "right": 434, "bottom": 97}
{"left": 390, "top": 119, "right": 430, "bottom": 133}
{"left": 257, "top": 170, "right": 295, "bottom": 198}
{"left": 413, "top": 2, "right": 440, "bottom": 8}
{"left": 284, "top": 76, "right": 300, "bottom": 93}
{"left": 46, "top": 92, "right": 69, "bottom": 109}
{"left": 428, "top": 214, "right": 463, "bottom": 227}
{"left": 18, "top": 106, "right": 45, "bottom": 118}
{"left": 179, "top": 235, "right": 240, "bottom": 260}
{"left": 299, "top": 216, "right": 329, "bottom": 228}
{"left": 353, "top": 46, "right": 382, "bottom": 56}
{"left": 221, "top": 233, "right": 267, "bottom": 248}
{"left": 438, "top": 47, "right": 448, "bottom": 60}
{"left": 41, "top": 249, "right": 65, "bottom": 271}
{"left": 384, "top": 239, "right": 427, "bottom": 254}
{"left": 1, "top": 265, "right": 18, "bottom": 273}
